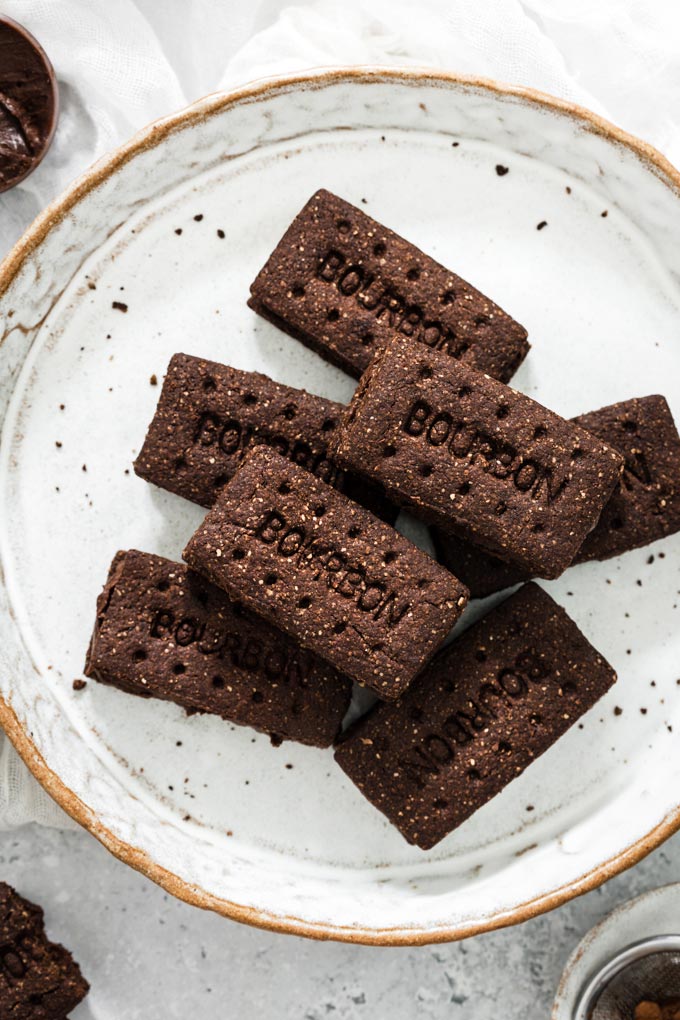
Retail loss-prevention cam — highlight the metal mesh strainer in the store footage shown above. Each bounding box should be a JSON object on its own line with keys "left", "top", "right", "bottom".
{"left": 574, "top": 936, "right": 680, "bottom": 1019}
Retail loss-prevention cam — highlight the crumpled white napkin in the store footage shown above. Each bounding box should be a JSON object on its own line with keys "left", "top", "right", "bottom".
{"left": 1, "top": 0, "right": 679, "bottom": 829}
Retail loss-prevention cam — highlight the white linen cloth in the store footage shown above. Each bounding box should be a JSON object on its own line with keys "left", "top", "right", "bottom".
{"left": 1, "top": 0, "right": 679, "bottom": 829}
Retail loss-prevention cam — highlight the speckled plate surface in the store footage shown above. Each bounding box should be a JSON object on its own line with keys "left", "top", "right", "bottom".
{"left": 1, "top": 68, "right": 680, "bottom": 944}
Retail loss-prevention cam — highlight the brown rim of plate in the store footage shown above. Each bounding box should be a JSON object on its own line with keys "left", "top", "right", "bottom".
{"left": 0, "top": 15, "right": 60, "bottom": 192}
{"left": 1, "top": 67, "right": 679, "bottom": 945}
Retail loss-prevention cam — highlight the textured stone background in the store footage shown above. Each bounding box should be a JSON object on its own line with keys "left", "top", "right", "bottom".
{"left": 1, "top": 824, "right": 678, "bottom": 1018}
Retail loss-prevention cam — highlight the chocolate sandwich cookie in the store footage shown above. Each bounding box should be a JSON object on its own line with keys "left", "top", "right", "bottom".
{"left": 574, "top": 395, "right": 680, "bottom": 561}
{"left": 134, "top": 353, "right": 395, "bottom": 521}
{"left": 335, "top": 583, "right": 616, "bottom": 850}
{"left": 183, "top": 447, "right": 468, "bottom": 700}
{"left": 329, "top": 337, "right": 624, "bottom": 579}
{"left": 134, "top": 352, "right": 393, "bottom": 526}
{"left": 84, "top": 550, "right": 352, "bottom": 747}
{"left": 433, "top": 395, "right": 680, "bottom": 597}
{"left": 432, "top": 530, "right": 528, "bottom": 599}
{"left": 0, "top": 882, "right": 89, "bottom": 1019}
{"left": 249, "top": 189, "right": 529, "bottom": 382}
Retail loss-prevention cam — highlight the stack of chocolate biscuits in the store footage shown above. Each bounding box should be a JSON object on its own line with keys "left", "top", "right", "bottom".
{"left": 85, "top": 189, "right": 680, "bottom": 850}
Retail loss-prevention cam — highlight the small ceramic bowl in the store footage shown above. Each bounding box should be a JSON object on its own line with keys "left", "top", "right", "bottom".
{"left": 554, "top": 885, "right": 680, "bottom": 1018}
{"left": 0, "top": 16, "right": 59, "bottom": 192}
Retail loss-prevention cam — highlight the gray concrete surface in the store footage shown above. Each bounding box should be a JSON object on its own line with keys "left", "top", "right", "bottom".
{"left": 1, "top": 823, "right": 678, "bottom": 1019}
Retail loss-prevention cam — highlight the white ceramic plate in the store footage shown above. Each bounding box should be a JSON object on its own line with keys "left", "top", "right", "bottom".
{"left": 1, "top": 68, "right": 680, "bottom": 945}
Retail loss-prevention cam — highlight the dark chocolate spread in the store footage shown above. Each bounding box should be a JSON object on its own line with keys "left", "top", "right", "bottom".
{"left": 0, "top": 17, "right": 58, "bottom": 191}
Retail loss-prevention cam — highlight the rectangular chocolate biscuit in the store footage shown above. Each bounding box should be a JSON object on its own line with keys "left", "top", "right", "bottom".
{"left": 574, "top": 395, "right": 680, "bottom": 561}
{"left": 84, "top": 550, "right": 352, "bottom": 747}
{"left": 249, "top": 189, "right": 529, "bottom": 382}
{"left": 335, "top": 584, "right": 616, "bottom": 850}
{"left": 0, "top": 882, "right": 89, "bottom": 1019}
{"left": 433, "top": 395, "right": 680, "bottom": 597}
{"left": 432, "top": 529, "right": 528, "bottom": 599}
{"left": 183, "top": 446, "right": 468, "bottom": 700}
{"left": 329, "top": 337, "right": 624, "bottom": 579}
{"left": 134, "top": 353, "right": 395, "bottom": 521}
